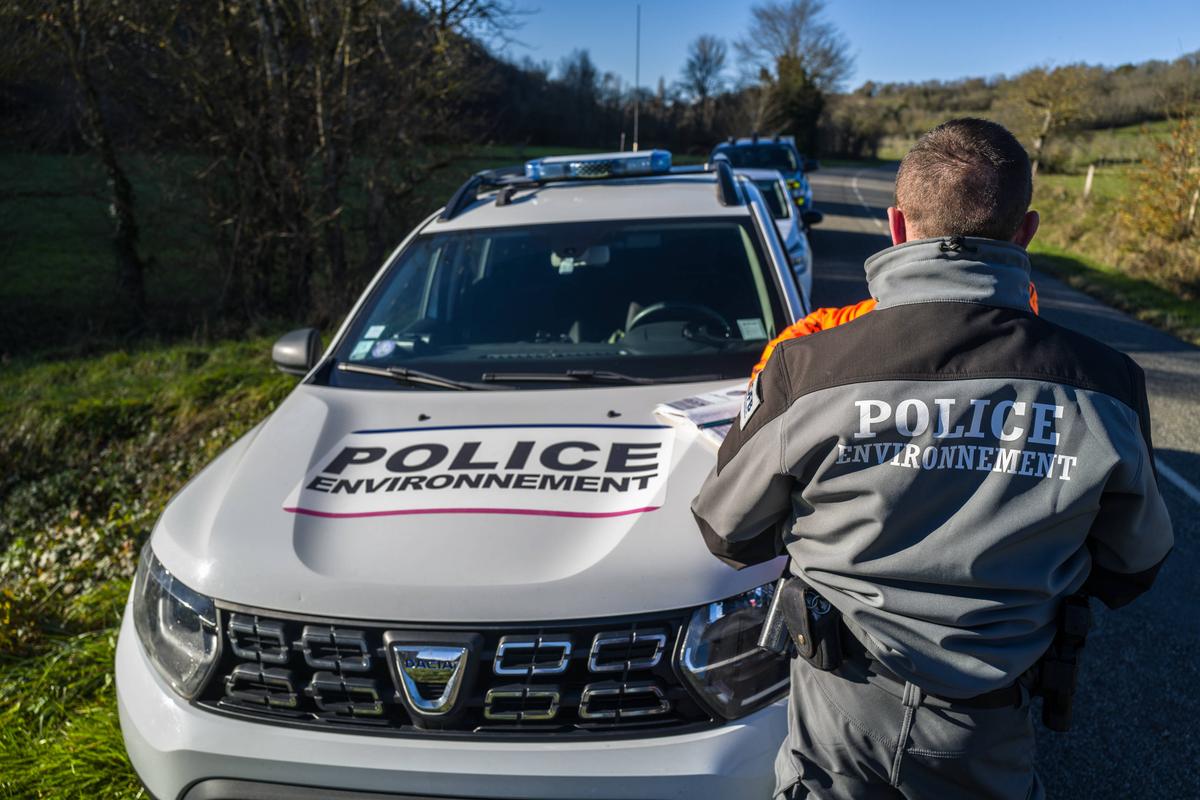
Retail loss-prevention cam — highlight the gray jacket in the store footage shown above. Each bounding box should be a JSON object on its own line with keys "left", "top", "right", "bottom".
{"left": 692, "top": 237, "right": 1174, "bottom": 699}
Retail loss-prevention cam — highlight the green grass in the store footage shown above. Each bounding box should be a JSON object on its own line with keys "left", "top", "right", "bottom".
{"left": 0, "top": 580, "right": 142, "bottom": 798}
{"left": 1, "top": 336, "right": 297, "bottom": 795}
{"left": 1029, "top": 243, "right": 1200, "bottom": 345}
{"left": 1035, "top": 167, "right": 1133, "bottom": 204}
{"left": 879, "top": 118, "right": 1182, "bottom": 171}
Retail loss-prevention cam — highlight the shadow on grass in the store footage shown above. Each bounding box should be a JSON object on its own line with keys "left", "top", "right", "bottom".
{"left": 1030, "top": 247, "right": 1200, "bottom": 348}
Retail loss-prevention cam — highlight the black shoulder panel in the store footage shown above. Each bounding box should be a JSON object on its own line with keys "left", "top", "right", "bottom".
{"left": 773, "top": 303, "right": 1142, "bottom": 412}
{"left": 716, "top": 346, "right": 791, "bottom": 473}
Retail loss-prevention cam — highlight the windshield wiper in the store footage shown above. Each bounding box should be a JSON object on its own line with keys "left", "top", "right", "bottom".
{"left": 480, "top": 369, "right": 722, "bottom": 385}
{"left": 337, "top": 363, "right": 504, "bottom": 391}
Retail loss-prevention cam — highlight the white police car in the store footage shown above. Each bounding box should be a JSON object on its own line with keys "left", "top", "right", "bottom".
{"left": 710, "top": 135, "right": 818, "bottom": 218}
{"left": 115, "top": 150, "right": 809, "bottom": 800}
{"left": 735, "top": 167, "right": 820, "bottom": 301}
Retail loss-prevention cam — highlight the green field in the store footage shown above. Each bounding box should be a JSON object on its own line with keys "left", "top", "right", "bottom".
{"left": 879, "top": 118, "right": 1177, "bottom": 167}
{"left": 0, "top": 146, "right": 591, "bottom": 359}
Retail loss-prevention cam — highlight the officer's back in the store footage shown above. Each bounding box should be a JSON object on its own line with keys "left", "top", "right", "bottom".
{"left": 691, "top": 118, "right": 1173, "bottom": 800}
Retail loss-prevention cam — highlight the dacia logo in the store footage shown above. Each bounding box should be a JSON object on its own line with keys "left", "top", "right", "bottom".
{"left": 389, "top": 644, "right": 471, "bottom": 716}
{"left": 404, "top": 656, "right": 456, "bottom": 670}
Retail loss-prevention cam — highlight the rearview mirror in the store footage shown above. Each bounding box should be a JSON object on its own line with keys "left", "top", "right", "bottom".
{"left": 272, "top": 328, "right": 323, "bottom": 376}
{"left": 804, "top": 158, "right": 820, "bottom": 173}
{"left": 802, "top": 210, "right": 824, "bottom": 227}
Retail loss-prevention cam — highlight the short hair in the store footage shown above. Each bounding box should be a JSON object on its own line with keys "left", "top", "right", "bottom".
{"left": 895, "top": 118, "right": 1032, "bottom": 241}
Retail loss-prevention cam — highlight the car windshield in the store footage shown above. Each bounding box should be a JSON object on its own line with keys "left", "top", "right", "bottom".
{"left": 754, "top": 179, "right": 790, "bottom": 219}
{"left": 718, "top": 145, "right": 798, "bottom": 172}
{"left": 325, "top": 217, "right": 788, "bottom": 389}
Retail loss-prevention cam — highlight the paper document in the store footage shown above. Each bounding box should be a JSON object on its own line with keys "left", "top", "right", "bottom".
{"left": 654, "top": 382, "right": 748, "bottom": 449}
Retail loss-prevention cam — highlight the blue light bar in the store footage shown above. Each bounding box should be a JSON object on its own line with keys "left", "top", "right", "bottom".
{"left": 525, "top": 150, "right": 672, "bottom": 181}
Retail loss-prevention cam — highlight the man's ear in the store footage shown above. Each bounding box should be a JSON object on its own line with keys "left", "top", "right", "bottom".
{"left": 1011, "top": 210, "right": 1040, "bottom": 248}
{"left": 887, "top": 206, "right": 907, "bottom": 246}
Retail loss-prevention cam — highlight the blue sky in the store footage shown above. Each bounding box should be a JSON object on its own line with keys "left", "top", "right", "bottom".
{"left": 500, "top": 0, "right": 1200, "bottom": 90}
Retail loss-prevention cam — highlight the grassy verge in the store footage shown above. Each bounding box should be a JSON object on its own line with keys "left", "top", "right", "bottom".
{"left": 0, "top": 338, "right": 294, "bottom": 796}
{"left": 1029, "top": 243, "right": 1200, "bottom": 345}
{"left": 1031, "top": 165, "right": 1199, "bottom": 346}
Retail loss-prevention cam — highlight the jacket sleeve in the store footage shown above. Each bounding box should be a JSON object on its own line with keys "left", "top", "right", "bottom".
{"left": 691, "top": 348, "right": 795, "bottom": 569}
{"left": 1082, "top": 358, "right": 1173, "bottom": 608}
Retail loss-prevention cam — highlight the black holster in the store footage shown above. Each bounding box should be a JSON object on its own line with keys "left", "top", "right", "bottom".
{"left": 1035, "top": 592, "right": 1092, "bottom": 732}
{"left": 757, "top": 576, "right": 843, "bottom": 670}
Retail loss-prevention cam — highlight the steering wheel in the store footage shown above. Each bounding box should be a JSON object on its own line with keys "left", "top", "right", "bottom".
{"left": 626, "top": 302, "right": 734, "bottom": 338}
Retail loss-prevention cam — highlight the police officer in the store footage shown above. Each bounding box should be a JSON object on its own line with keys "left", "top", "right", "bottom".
{"left": 691, "top": 118, "right": 1173, "bottom": 799}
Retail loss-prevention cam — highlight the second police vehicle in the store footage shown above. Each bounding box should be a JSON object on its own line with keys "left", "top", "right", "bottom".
{"left": 710, "top": 134, "right": 820, "bottom": 221}
{"left": 733, "top": 166, "right": 819, "bottom": 302}
{"left": 116, "top": 150, "right": 813, "bottom": 800}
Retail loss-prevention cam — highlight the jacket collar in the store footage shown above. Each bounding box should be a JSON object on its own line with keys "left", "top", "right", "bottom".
{"left": 864, "top": 236, "right": 1033, "bottom": 312}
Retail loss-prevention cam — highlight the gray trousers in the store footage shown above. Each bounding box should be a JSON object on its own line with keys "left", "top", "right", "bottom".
{"left": 774, "top": 656, "right": 1044, "bottom": 800}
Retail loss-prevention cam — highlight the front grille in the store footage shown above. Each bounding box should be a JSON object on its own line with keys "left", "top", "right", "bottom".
{"left": 196, "top": 605, "right": 714, "bottom": 738}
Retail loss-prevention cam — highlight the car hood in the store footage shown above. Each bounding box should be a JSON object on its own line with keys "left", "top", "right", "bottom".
{"left": 153, "top": 381, "right": 783, "bottom": 623}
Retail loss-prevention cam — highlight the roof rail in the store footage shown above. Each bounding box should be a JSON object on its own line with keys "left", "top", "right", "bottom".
{"left": 439, "top": 165, "right": 532, "bottom": 221}
{"left": 440, "top": 174, "right": 486, "bottom": 221}
{"left": 714, "top": 159, "right": 741, "bottom": 206}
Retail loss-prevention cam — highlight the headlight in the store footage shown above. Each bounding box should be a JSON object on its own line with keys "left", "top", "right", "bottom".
{"left": 132, "top": 542, "right": 219, "bottom": 698}
{"left": 787, "top": 179, "right": 801, "bottom": 190}
{"left": 678, "top": 583, "right": 790, "bottom": 719}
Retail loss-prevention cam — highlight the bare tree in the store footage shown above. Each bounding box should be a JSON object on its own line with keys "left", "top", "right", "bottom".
{"left": 97, "top": 0, "right": 508, "bottom": 323}
{"left": 681, "top": 35, "right": 727, "bottom": 102}
{"left": 734, "top": 0, "right": 854, "bottom": 94}
{"left": 413, "top": 0, "right": 525, "bottom": 48}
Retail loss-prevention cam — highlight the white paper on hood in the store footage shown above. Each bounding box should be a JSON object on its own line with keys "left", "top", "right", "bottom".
{"left": 653, "top": 382, "right": 747, "bottom": 450}
{"left": 283, "top": 424, "right": 675, "bottom": 520}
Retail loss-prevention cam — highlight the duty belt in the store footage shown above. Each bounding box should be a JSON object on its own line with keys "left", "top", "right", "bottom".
{"left": 837, "top": 625, "right": 1024, "bottom": 710}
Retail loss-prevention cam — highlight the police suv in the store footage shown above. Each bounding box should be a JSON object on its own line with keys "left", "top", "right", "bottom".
{"left": 734, "top": 166, "right": 819, "bottom": 302}
{"left": 710, "top": 135, "right": 819, "bottom": 220}
{"left": 116, "top": 151, "right": 809, "bottom": 800}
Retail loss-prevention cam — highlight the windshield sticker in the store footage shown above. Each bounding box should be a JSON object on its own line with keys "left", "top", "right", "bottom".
{"left": 364, "top": 325, "right": 386, "bottom": 339}
{"left": 349, "top": 340, "right": 373, "bottom": 361}
{"left": 283, "top": 424, "right": 675, "bottom": 520}
{"left": 737, "top": 318, "right": 767, "bottom": 340}
{"left": 371, "top": 339, "right": 397, "bottom": 359}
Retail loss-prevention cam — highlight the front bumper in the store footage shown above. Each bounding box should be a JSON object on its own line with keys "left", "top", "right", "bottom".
{"left": 117, "top": 608, "right": 787, "bottom": 800}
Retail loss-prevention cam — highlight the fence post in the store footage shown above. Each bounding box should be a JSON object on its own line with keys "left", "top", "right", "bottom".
{"left": 1082, "top": 163, "right": 1095, "bottom": 202}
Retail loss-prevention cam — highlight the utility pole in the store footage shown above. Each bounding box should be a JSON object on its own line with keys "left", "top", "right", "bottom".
{"left": 632, "top": 3, "right": 640, "bottom": 152}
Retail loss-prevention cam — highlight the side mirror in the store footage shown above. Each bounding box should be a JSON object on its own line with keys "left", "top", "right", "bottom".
{"left": 803, "top": 158, "right": 820, "bottom": 173}
{"left": 802, "top": 210, "right": 824, "bottom": 228}
{"left": 272, "top": 328, "right": 323, "bottom": 376}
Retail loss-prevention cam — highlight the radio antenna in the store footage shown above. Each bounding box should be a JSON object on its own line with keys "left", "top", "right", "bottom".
{"left": 632, "top": 3, "right": 641, "bottom": 152}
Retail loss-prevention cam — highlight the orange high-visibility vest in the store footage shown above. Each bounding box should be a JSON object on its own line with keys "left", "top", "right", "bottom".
{"left": 750, "top": 282, "right": 1040, "bottom": 381}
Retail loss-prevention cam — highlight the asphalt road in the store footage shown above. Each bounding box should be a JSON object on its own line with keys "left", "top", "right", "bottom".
{"left": 807, "top": 165, "right": 1200, "bottom": 799}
